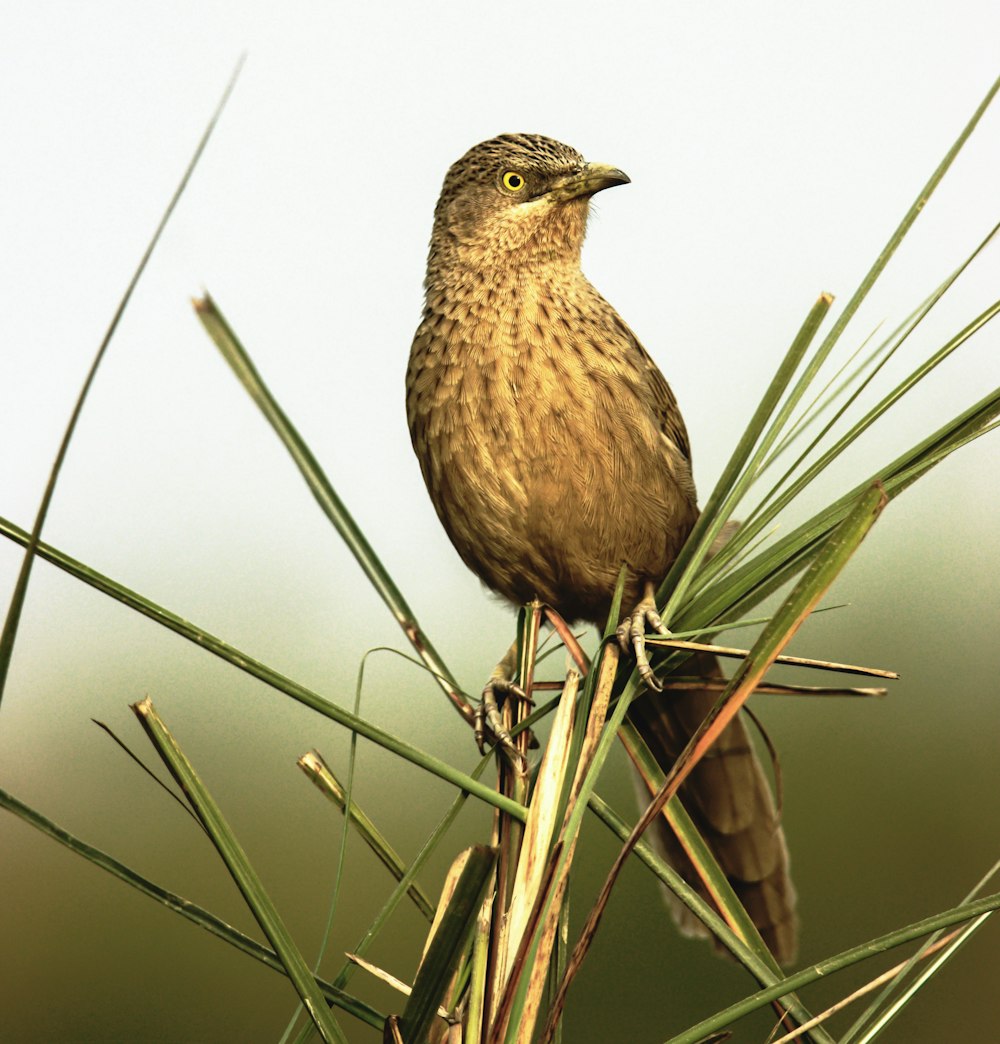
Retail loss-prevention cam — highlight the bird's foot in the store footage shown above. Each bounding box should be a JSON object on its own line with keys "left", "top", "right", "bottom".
{"left": 474, "top": 645, "right": 529, "bottom": 772}
{"left": 616, "top": 584, "right": 670, "bottom": 691}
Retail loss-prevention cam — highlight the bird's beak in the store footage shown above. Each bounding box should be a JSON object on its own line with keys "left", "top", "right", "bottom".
{"left": 547, "top": 162, "right": 630, "bottom": 202}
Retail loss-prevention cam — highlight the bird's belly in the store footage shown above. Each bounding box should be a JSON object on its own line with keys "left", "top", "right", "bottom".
{"left": 430, "top": 388, "right": 695, "bottom": 623}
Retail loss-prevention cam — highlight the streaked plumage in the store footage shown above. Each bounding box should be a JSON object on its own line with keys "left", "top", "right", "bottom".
{"left": 406, "top": 133, "right": 796, "bottom": 962}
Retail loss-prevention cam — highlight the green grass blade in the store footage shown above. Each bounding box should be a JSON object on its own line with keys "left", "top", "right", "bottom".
{"left": 749, "top": 69, "right": 1000, "bottom": 464}
{"left": 399, "top": 845, "right": 497, "bottom": 1043}
{"left": 841, "top": 858, "right": 1000, "bottom": 1043}
{"left": 658, "top": 293, "right": 832, "bottom": 620}
{"left": 662, "top": 890, "right": 1000, "bottom": 1044}
{"left": 759, "top": 219, "right": 1000, "bottom": 481}
{"left": 132, "top": 698, "right": 348, "bottom": 1044}
{"left": 0, "top": 786, "right": 383, "bottom": 1029}
{"left": 193, "top": 293, "right": 471, "bottom": 725}
{"left": 0, "top": 516, "right": 525, "bottom": 820}
{"left": 0, "top": 59, "right": 244, "bottom": 711}
{"left": 679, "top": 386, "right": 1000, "bottom": 630}
{"left": 749, "top": 297, "right": 1000, "bottom": 535}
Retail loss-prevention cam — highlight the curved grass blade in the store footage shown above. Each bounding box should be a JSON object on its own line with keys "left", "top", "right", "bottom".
{"left": 0, "top": 787, "right": 383, "bottom": 1029}
{"left": 132, "top": 697, "right": 347, "bottom": 1043}
{"left": 0, "top": 59, "right": 245, "bottom": 711}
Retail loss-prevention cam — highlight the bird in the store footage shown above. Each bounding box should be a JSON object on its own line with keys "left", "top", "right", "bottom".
{"left": 406, "top": 133, "right": 796, "bottom": 964}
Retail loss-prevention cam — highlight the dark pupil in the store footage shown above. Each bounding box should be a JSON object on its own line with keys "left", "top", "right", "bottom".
{"left": 508, "top": 174, "right": 521, "bottom": 188}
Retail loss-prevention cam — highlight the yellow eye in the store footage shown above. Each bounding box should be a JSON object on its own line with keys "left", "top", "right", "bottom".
{"left": 502, "top": 170, "right": 527, "bottom": 192}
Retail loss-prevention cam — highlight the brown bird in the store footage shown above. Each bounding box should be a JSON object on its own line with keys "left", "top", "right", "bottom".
{"left": 406, "top": 133, "right": 796, "bottom": 963}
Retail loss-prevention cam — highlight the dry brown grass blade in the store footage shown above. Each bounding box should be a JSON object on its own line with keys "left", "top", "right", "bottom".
{"left": 645, "top": 637, "right": 898, "bottom": 679}
{"left": 344, "top": 953, "right": 452, "bottom": 1020}
{"left": 492, "top": 646, "right": 619, "bottom": 1044}
{"left": 656, "top": 679, "right": 887, "bottom": 697}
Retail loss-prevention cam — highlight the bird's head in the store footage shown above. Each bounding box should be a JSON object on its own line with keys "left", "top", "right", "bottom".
{"left": 429, "top": 133, "right": 629, "bottom": 274}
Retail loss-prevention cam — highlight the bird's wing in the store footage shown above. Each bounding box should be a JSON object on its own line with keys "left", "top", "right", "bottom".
{"left": 610, "top": 312, "right": 692, "bottom": 463}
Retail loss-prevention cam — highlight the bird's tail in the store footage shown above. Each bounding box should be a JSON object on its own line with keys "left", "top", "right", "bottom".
{"left": 626, "top": 651, "right": 797, "bottom": 964}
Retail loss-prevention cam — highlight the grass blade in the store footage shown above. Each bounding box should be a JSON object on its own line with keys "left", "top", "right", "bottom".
{"left": 0, "top": 785, "right": 383, "bottom": 1028}
{"left": 299, "top": 750, "right": 436, "bottom": 921}
{"left": 192, "top": 292, "right": 473, "bottom": 726}
{"left": 0, "top": 59, "right": 245, "bottom": 710}
{"left": 132, "top": 697, "right": 348, "bottom": 1043}
{"left": 663, "top": 891, "right": 1000, "bottom": 1044}
{"left": 399, "top": 845, "right": 498, "bottom": 1043}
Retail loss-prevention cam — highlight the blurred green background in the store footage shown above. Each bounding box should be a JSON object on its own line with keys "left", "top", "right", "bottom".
{"left": 2, "top": 3, "right": 999, "bottom": 1041}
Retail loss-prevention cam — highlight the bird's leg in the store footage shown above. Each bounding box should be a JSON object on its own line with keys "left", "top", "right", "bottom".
{"left": 616, "top": 580, "right": 670, "bottom": 691}
{"left": 475, "top": 640, "right": 528, "bottom": 769}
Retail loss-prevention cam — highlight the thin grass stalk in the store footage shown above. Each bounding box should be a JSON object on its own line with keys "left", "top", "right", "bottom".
{"left": 740, "top": 68, "right": 1000, "bottom": 474}
{"left": 193, "top": 293, "right": 473, "bottom": 726}
{"left": 757, "top": 219, "right": 1000, "bottom": 484}
{"left": 0, "top": 786, "right": 383, "bottom": 1028}
{"left": 663, "top": 890, "right": 1000, "bottom": 1044}
{"left": 740, "top": 296, "right": 1000, "bottom": 550}
{"left": 131, "top": 698, "right": 348, "bottom": 1044}
{"left": 760, "top": 321, "right": 888, "bottom": 473}
{"left": 0, "top": 59, "right": 244, "bottom": 710}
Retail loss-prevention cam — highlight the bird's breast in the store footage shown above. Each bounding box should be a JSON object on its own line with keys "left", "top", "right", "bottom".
{"left": 407, "top": 272, "right": 693, "bottom": 619}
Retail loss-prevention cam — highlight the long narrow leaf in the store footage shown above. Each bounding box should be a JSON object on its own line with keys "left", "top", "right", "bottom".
{"left": 0, "top": 786, "right": 383, "bottom": 1028}
{"left": 0, "top": 60, "right": 244, "bottom": 710}
{"left": 663, "top": 891, "right": 1000, "bottom": 1044}
{"left": 132, "top": 698, "right": 348, "bottom": 1044}
{"left": 193, "top": 293, "right": 473, "bottom": 726}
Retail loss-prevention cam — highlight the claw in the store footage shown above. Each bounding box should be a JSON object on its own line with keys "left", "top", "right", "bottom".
{"left": 473, "top": 645, "right": 529, "bottom": 772}
{"left": 617, "top": 583, "right": 670, "bottom": 691}
{"left": 476, "top": 676, "right": 526, "bottom": 757}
